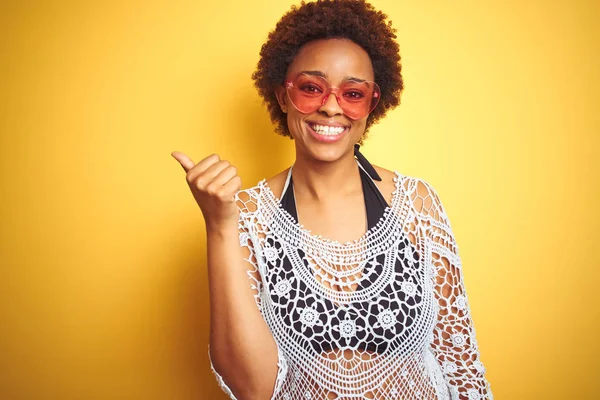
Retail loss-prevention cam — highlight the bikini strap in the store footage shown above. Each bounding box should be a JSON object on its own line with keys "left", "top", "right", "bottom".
{"left": 354, "top": 144, "right": 382, "bottom": 181}
{"left": 282, "top": 164, "right": 294, "bottom": 195}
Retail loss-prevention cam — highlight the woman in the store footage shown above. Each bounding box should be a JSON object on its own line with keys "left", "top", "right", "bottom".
{"left": 172, "top": 1, "right": 493, "bottom": 399}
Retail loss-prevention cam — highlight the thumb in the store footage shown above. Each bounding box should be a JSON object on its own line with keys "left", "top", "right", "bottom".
{"left": 171, "top": 151, "right": 195, "bottom": 173}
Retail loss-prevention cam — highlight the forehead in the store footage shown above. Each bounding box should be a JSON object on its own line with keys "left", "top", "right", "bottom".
{"left": 287, "top": 38, "right": 374, "bottom": 81}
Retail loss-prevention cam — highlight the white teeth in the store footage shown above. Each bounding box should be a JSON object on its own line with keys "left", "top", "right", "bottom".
{"left": 310, "top": 124, "right": 346, "bottom": 135}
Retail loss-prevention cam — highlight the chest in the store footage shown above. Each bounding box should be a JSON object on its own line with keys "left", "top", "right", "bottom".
{"left": 256, "top": 230, "right": 438, "bottom": 355}
{"left": 293, "top": 193, "right": 367, "bottom": 245}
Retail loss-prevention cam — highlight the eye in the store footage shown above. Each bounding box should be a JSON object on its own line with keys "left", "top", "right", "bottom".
{"left": 343, "top": 90, "right": 366, "bottom": 100}
{"left": 299, "top": 83, "right": 323, "bottom": 95}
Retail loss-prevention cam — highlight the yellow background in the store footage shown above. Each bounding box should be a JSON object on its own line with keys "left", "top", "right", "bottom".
{"left": 1, "top": 0, "right": 598, "bottom": 398}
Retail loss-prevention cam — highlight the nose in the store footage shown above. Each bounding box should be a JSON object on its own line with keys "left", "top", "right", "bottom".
{"left": 318, "top": 92, "right": 344, "bottom": 117}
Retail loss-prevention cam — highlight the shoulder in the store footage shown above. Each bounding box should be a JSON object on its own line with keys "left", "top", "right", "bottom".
{"left": 234, "top": 168, "right": 290, "bottom": 214}
{"left": 372, "top": 164, "right": 438, "bottom": 210}
{"left": 371, "top": 165, "right": 398, "bottom": 206}
{"left": 234, "top": 184, "right": 264, "bottom": 215}
{"left": 264, "top": 168, "right": 291, "bottom": 199}
{"left": 383, "top": 169, "right": 450, "bottom": 225}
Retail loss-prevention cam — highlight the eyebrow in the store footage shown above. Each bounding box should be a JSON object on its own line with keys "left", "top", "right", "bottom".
{"left": 300, "top": 70, "right": 368, "bottom": 83}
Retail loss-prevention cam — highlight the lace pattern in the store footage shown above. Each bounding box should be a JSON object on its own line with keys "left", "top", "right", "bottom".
{"left": 210, "top": 173, "right": 492, "bottom": 400}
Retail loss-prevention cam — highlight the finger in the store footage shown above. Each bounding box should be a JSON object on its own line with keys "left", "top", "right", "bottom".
{"left": 171, "top": 151, "right": 195, "bottom": 173}
{"left": 193, "top": 160, "right": 232, "bottom": 187}
{"left": 210, "top": 165, "right": 238, "bottom": 187}
{"left": 207, "top": 172, "right": 241, "bottom": 201}
{"left": 186, "top": 154, "right": 222, "bottom": 182}
{"left": 221, "top": 175, "right": 242, "bottom": 199}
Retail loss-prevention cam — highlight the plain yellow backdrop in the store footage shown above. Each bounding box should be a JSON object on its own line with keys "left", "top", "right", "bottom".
{"left": 1, "top": 0, "right": 598, "bottom": 399}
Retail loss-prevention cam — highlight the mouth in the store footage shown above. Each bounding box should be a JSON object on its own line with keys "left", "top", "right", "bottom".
{"left": 306, "top": 122, "right": 350, "bottom": 142}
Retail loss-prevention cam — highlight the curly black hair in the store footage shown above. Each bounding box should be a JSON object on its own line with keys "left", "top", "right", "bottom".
{"left": 252, "top": 0, "right": 403, "bottom": 142}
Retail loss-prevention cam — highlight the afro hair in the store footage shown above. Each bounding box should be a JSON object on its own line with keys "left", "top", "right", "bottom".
{"left": 252, "top": 0, "right": 403, "bottom": 142}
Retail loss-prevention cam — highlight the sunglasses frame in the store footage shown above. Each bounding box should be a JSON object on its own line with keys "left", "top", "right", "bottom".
{"left": 284, "top": 72, "right": 381, "bottom": 120}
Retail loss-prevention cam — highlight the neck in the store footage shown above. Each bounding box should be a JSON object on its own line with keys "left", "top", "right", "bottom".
{"left": 291, "top": 147, "right": 362, "bottom": 202}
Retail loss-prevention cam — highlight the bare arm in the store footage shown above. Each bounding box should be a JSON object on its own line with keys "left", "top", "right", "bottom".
{"left": 172, "top": 152, "right": 279, "bottom": 400}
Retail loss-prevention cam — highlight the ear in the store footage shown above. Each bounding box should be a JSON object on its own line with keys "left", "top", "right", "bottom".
{"left": 275, "top": 85, "right": 288, "bottom": 113}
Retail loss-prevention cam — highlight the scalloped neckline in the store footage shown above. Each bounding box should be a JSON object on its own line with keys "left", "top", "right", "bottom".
{"left": 259, "top": 171, "right": 405, "bottom": 249}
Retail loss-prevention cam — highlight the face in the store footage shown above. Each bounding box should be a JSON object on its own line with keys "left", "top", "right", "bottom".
{"left": 275, "top": 38, "right": 376, "bottom": 164}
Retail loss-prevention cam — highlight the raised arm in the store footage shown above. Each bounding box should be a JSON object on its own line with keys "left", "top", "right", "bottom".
{"left": 171, "top": 152, "right": 280, "bottom": 400}
{"left": 406, "top": 178, "right": 493, "bottom": 400}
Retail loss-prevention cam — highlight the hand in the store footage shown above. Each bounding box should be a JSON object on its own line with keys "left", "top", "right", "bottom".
{"left": 171, "top": 151, "right": 242, "bottom": 231}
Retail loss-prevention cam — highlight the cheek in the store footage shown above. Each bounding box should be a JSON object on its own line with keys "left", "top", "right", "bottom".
{"left": 351, "top": 119, "right": 367, "bottom": 138}
{"left": 286, "top": 111, "right": 306, "bottom": 138}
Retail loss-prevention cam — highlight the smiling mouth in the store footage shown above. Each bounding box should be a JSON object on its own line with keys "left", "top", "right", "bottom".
{"left": 308, "top": 123, "right": 349, "bottom": 136}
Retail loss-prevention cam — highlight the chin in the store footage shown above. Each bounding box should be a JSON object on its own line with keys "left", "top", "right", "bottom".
{"left": 304, "top": 141, "right": 352, "bottom": 163}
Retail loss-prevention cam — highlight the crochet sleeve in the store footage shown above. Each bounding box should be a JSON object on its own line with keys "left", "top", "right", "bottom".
{"left": 208, "top": 189, "right": 288, "bottom": 400}
{"left": 407, "top": 178, "right": 493, "bottom": 400}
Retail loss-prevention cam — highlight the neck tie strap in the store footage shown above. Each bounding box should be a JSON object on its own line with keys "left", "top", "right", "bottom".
{"left": 354, "top": 144, "right": 382, "bottom": 181}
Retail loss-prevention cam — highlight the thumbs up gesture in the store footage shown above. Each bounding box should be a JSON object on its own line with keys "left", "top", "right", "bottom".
{"left": 171, "top": 152, "right": 242, "bottom": 231}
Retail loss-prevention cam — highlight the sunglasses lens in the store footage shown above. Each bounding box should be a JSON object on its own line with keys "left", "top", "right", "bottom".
{"left": 286, "top": 74, "right": 328, "bottom": 113}
{"left": 338, "top": 81, "right": 380, "bottom": 120}
{"left": 286, "top": 74, "right": 380, "bottom": 119}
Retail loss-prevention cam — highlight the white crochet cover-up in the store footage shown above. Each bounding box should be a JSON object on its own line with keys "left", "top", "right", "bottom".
{"left": 210, "top": 171, "right": 493, "bottom": 400}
